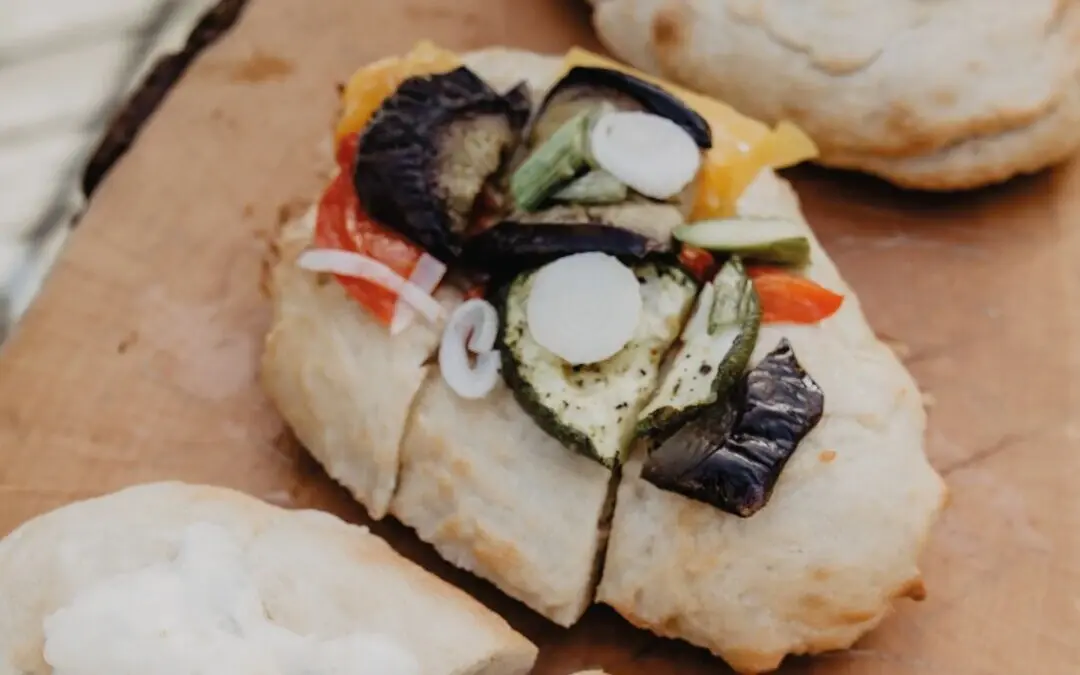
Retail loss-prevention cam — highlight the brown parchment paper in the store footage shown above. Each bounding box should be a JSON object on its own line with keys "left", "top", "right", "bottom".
{"left": 0, "top": 0, "right": 1077, "bottom": 673}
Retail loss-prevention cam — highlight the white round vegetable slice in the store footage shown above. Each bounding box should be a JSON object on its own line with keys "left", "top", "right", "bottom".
{"left": 526, "top": 252, "right": 642, "bottom": 365}
{"left": 589, "top": 110, "right": 702, "bottom": 200}
{"left": 439, "top": 298, "right": 501, "bottom": 400}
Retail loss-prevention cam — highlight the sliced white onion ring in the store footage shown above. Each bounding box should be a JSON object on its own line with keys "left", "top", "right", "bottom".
{"left": 526, "top": 252, "right": 642, "bottom": 365}
{"left": 589, "top": 110, "right": 702, "bottom": 200}
{"left": 297, "top": 248, "right": 445, "bottom": 325}
{"left": 439, "top": 298, "right": 501, "bottom": 400}
{"left": 390, "top": 253, "right": 447, "bottom": 335}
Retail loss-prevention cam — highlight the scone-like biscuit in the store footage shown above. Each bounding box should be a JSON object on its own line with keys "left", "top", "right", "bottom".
{"left": 588, "top": 0, "right": 1080, "bottom": 190}
{"left": 0, "top": 482, "right": 538, "bottom": 675}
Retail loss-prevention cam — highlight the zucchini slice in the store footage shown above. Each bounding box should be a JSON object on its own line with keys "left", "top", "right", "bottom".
{"left": 673, "top": 216, "right": 811, "bottom": 266}
{"left": 636, "top": 257, "right": 761, "bottom": 442}
{"left": 496, "top": 262, "right": 697, "bottom": 467}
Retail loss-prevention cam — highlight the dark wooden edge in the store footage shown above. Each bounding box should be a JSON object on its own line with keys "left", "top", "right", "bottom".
{"left": 80, "top": 0, "right": 251, "bottom": 199}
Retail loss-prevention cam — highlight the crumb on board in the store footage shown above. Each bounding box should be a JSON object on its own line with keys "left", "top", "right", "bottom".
{"left": 877, "top": 333, "right": 911, "bottom": 359}
{"left": 229, "top": 50, "right": 294, "bottom": 84}
{"left": 117, "top": 330, "right": 139, "bottom": 354}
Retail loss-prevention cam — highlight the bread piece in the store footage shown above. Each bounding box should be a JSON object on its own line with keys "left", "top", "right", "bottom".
{"left": 388, "top": 49, "right": 620, "bottom": 627}
{"left": 589, "top": 0, "right": 1080, "bottom": 190}
{"left": 595, "top": 170, "right": 947, "bottom": 673}
{"left": 390, "top": 375, "right": 616, "bottom": 627}
{"left": 262, "top": 208, "right": 449, "bottom": 519}
{"left": 0, "top": 482, "right": 537, "bottom": 675}
{"left": 262, "top": 49, "right": 618, "bottom": 627}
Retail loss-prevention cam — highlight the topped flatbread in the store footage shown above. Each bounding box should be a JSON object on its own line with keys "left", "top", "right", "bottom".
{"left": 261, "top": 44, "right": 947, "bottom": 672}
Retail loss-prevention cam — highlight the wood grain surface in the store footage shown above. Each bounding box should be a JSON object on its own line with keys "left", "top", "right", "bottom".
{"left": 0, "top": 0, "right": 1077, "bottom": 673}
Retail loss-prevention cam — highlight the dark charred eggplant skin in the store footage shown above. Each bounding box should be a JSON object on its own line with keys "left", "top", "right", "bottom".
{"left": 642, "top": 338, "right": 825, "bottom": 517}
{"left": 536, "top": 66, "right": 712, "bottom": 149}
{"left": 352, "top": 67, "right": 531, "bottom": 262}
{"left": 502, "top": 81, "right": 533, "bottom": 120}
{"left": 462, "top": 222, "right": 666, "bottom": 277}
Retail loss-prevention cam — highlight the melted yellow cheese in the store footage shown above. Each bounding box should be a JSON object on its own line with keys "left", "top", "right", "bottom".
{"left": 561, "top": 48, "right": 817, "bottom": 217}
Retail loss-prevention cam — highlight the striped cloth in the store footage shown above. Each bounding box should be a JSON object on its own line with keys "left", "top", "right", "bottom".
{"left": 0, "top": 0, "right": 220, "bottom": 341}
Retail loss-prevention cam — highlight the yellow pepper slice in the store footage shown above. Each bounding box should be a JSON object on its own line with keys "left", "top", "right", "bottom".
{"left": 334, "top": 41, "right": 461, "bottom": 144}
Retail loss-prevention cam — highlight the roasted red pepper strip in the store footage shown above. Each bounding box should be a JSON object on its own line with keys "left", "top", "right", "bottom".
{"left": 747, "top": 267, "right": 844, "bottom": 324}
{"left": 678, "top": 245, "right": 715, "bottom": 282}
{"left": 312, "top": 132, "right": 423, "bottom": 326}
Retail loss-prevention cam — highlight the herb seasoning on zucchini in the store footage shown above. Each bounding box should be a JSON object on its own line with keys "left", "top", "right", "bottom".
{"left": 495, "top": 261, "right": 697, "bottom": 467}
{"left": 641, "top": 338, "right": 825, "bottom": 517}
{"left": 637, "top": 256, "right": 761, "bottom": 442}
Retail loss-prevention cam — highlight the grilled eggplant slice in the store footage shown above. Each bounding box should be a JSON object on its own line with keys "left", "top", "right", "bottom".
{"left": 642, "top": 338, "right": 825, "bottom": 517}
{"left": 495, "top": 262, "right": 697, "bottom": 467}
{"left": 637, "top": 257, "right": 761, "bottom": 442}
{"left": 512, "top": 201, "right": 686, "bottom": 247}
{"left": 531, "top": 66, "right": 712, "bottom": 149}
{"left": 353, "top": 67, "right": 531, "bottom": 261}
{"left": 462, "top": 222, "right": 664, "bottom": 277}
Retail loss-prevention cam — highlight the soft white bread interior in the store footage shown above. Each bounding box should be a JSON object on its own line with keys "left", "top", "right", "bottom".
{"left": 0, "top": 482, "right": 538, "bottom": 675}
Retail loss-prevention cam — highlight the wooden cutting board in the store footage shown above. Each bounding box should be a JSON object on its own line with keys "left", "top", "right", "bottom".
{"left": 0, "top": 0, "right": 1077, "bottom": 673}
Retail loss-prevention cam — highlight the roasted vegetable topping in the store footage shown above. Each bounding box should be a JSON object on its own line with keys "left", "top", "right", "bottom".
{"left": 677, "top": 246, "right": 715, "bottom": 281}
{"left": 637, "top": 257, "right": 760, "bottom": 440}
{"left": 439, "top": 298, "right": 501, "bottom": 399}
{"left": 298, "top": 249, "right": 444, "bottom": 326}
{"left": 552, "top": 170, "right": 628, "bottom": 204}
{"left": 462, "top": 222, "right": 663, "bottom": 277}
{"left": 511, "top": 109, "right": 596, "bottom": 211}
{"left": 353, "top": 66, "right": 531, "bottom": 262}
{"left": 512, "top": 202, "right": 685, "bottom": 246}
{"left": 526, "top": 253, "right": 643, "bottom": 366}
{"left": 747, "top": 267, "right": 844, "bottom": 324}
{"left": 674, "top": 217, "right": 811, "bottom": 267}
{"left": 496, "top": 262, "right": 697, "bottom": 467}
{"left": 334, "top": 41, "right": 461, "bottom": 145}
{"left": 642, "top": 338, "right": 824, "bottom": 517}
{"left": 533, "top": 66, "right": 712, "bottom": 149}
{"left": 589, "top": 111, "right": 703, "bottom": 201}
{"left": 312, "top": 170, "right": 427, "bottom": 327}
